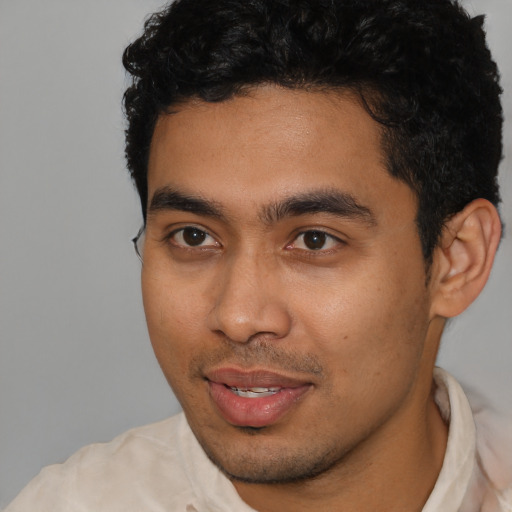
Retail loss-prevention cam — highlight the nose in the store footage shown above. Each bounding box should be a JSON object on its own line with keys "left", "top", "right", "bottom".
{"left": 206, "top": 252, "right": 292, "bottom": 343}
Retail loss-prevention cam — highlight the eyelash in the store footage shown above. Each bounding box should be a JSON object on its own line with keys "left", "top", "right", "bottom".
{"left": 163, "top": 226, "right": 345, "bottom": 254}
{"left": 164, "top": 226, "right": 219, "bottom": 250}
{"left": 287, "top": 230, "right": 343, "bottom": 253}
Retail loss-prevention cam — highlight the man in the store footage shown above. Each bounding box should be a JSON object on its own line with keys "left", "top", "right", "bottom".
{"left": 6, "top": 0, "right": 511, "bottom": 510}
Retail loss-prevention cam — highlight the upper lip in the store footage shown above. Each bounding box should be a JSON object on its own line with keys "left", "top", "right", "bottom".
{"left": 205, "top": 367, "right": 312, "bottom": 388}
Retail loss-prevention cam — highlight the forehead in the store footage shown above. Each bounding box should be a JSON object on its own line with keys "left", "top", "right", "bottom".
{"left": 147, "top": 86, "right": 415, "bottom": 222}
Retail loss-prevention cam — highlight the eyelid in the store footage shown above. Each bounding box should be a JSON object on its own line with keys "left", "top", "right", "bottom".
{"left": 163, "top": 225, "right": 221, "bottom": 248}
{"left": 287, "top": 229, "right": 345, "bottom": 252}
{"left": 158, "top": 224, "right": 345, "bottom": 253}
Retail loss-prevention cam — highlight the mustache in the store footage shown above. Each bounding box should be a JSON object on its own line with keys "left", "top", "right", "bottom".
{"left": 189, "top": 339, "right": 324, "bottom": 379}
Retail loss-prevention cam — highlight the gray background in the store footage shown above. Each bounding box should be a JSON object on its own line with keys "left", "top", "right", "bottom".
{"left": 0, "top": 0, "right": 510, "bottom": 506}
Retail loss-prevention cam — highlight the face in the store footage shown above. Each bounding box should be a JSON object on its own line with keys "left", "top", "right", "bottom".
{"left": 142, "top": 86, "right": 438, "bottom": 483}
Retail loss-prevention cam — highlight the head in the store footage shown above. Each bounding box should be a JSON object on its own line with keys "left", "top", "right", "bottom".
{"left": 122, "top": 0, "right": 503, "bottom": 500}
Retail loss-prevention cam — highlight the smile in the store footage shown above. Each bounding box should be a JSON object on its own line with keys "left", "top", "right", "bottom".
{"left": 229, "top": 386, "right": 281, "bottom": 398}
{"left": 205, "top": 368, "right": 313, "bottom": 427}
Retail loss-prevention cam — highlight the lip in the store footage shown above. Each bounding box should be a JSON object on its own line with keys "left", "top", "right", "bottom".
{"left": 206, "top": 367, "right": 313, "bottom": 428}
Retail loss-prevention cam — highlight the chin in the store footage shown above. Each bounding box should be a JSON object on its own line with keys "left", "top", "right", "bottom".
{"left": 196, "top": 425, "right": 347, "bottom": 485}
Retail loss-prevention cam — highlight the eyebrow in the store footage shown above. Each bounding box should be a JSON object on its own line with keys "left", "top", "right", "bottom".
{"left": 148, "top": 186, "right": 376, "bottom": 226}
{"left": 261, "top": 189, "right": 377, "bottom": 226}
{"left": 148, "top": 187, "right": 225, "bottom": 219}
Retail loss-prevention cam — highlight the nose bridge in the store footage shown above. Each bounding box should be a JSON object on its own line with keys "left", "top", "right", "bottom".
{"left": 207, "top": 247, "right": 291, "bottom": 343}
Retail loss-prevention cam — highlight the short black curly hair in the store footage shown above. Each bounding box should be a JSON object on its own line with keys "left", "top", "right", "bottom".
{"left": 123, "top": 0, "right": 502, "bottom": 261}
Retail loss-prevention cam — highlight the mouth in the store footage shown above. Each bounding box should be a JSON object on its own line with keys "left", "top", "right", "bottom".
{"left": 205, "top": 368, "right": 313, "bottom": 428}
{"left": 228, "top": 386, "right": 281, "bottom": 398}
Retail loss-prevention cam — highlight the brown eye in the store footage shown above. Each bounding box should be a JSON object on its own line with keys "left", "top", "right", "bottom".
{"left": 182, "top": 227, "right": 207, "bottom": 246}
{"left": 289, "top": 230, "right": 342, "bottom": 252}
{"left": 302, "top": 231, "right": 327, "bottom": 250}
{"left": 170, "top": 227, "right": 219, "bottom": 248}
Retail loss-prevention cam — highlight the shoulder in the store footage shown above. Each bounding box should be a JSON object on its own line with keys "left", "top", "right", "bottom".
{"left": 5, "top": 413, "right": 196, "bottom": 512}
{"left": 467, "top": 388, "right": 512, "bottom": 509}
{"left": 432, "top": 368, "right": 512, "bottom": 511}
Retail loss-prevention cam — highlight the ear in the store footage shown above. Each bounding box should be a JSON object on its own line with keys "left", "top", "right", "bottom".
{"left": 429, "top": 199, "right": 502, "bottom": 319}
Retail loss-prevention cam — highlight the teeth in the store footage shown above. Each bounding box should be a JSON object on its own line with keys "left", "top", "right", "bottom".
{"left": 230, "top": 386, "right": 280, "bottom": 398}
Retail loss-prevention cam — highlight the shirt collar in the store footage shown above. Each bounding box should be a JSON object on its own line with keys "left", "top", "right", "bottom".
{"left": 421, "top": 367, "right": 477, "bottom": 511}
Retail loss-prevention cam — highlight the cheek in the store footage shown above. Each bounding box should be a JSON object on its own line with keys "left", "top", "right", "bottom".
{"left": 291, "top": 260, "right": 430, "bottom": 381}
{"left": 142, "top": 272, "right": 205, "bottom": 376}
{"left": 289, "top": 271, "right": 430, "bottom": 432}
{"left": 142, "top": 273, "right": 219, "bottom": 419}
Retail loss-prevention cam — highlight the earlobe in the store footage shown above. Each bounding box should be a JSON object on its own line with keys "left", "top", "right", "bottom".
{"left": 429, "top": 199, "right": 502, "bottom": 319}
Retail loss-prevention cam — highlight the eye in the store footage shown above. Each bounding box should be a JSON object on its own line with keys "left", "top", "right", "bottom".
{"left": 289, "top": 230, "right": 342, "bottom": 251}
{"left": 169, "top": 226, "right": 219, "bottom": 248}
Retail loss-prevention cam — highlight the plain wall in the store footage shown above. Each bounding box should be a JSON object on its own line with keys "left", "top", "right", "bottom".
{"left": 1, "top": 0, "right": 510, "bottom": 506}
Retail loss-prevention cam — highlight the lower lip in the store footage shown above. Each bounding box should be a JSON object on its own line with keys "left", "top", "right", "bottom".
{"left": 208, "top": 381, "right": 311, "bottom": 428}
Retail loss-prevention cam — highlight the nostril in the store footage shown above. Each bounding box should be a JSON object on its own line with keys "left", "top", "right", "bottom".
{"left": 207, "top": 300, "right": 292, "bottom": 344}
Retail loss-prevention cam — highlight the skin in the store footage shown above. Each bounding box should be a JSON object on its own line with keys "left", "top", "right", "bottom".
{"left": 142, "top": 86, "right": 450, "bottom": 511}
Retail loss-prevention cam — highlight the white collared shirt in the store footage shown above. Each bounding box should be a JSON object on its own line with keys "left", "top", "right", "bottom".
{"left": 5, "top": 369, "right": 512, "bottom": 511}
{"left": 424, "top": 369, "right": 512, "bottom": 511}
